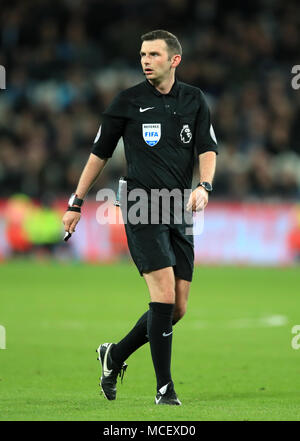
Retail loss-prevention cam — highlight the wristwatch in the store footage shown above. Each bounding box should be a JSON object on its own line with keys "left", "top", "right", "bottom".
{"left": 197, "top": 182, "right": 213, "bottom": 192}
{"left": 68, "top": 193, "right": 84, "bottom": 207}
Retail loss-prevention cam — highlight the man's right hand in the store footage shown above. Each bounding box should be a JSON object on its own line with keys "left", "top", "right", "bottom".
{"left": 62, "top": 210, "right": 81, "bottom": 234}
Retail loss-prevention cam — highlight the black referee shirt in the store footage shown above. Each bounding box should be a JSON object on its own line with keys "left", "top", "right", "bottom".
{"left": 92, "top": 79, "right": 218, "bottom": 192}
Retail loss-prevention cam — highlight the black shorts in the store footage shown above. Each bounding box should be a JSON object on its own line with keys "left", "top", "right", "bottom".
{"left": 124, "top": 221, "right": 194, "bottom": 282}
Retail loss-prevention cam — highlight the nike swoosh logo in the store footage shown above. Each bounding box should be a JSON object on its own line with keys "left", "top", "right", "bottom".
{"left": 102, "top": 344, "right": 112, "bottom": 376}
{"left": 139, "top": 107, "right": 155, "bottom": 112}
{"left": 159, "top": 383, "right": 169, "bottom": 394}
{"left": 162, "top": 331, "right": 173, "bottom": 337}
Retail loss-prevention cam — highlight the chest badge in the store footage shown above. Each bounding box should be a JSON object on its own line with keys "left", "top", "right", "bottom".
{"left": 142, "top": 123, "right": 161, "bottom": 146}
{"left": 180, "top": 124, "right": 192, "bottom": 144}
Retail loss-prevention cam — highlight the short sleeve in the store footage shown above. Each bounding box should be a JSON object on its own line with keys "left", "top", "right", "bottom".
{"left": 91, "top": 92, "right": 128, "bottom": 159}
{"left": 195, "top": 91, "right": 218, "bottom": 155}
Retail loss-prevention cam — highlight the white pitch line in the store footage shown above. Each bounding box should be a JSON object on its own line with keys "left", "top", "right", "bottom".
{"left": 191, "top": 315, "right": 289, "bottom": 329}
{"left": 229, "top": 315, "right": 288, "bottom": 328}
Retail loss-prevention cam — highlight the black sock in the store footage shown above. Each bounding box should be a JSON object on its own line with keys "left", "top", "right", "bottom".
{"left": 111, "top": 311, "right": 149, "bottom": 365}
{"left": 147, "top": 302, "right": 174, "bottom": 391}
{"left": 111, "top": 307, "right": 179, "bottom": 367}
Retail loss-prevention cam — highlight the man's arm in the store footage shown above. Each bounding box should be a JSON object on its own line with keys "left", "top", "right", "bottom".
{"left": 186, "top": 151, "right": 217, "bottom": 211}
{"left": 62, "top": 153, "right": 108, "bottom": 234}
{"left": 198, "top": 150, "right": 216, "bottom": 184}
{"left": 74, "top": 153, "right": 108, "bottom": 199}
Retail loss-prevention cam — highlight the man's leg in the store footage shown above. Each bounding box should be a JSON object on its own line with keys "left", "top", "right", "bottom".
{"left": 143, "top": 267, "right": 176, "bottom": 392}
{"left": 98, "top": 273, "right": 191, "bottom": 401}
{"left": 110, "top": 311, "right": 149, "bottom": 365}
{"left": 173, "top": 276, "right": 191, "bottom": 323}
{"left": 111, "top": 276, "right": 190, "bottom": 365}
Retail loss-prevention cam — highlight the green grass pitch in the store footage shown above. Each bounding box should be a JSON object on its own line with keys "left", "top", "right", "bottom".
{"left": 0, "top": 261, "right": 300, "bottom": 421}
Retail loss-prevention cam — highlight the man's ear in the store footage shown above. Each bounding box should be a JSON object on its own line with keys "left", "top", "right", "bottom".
{"left": 171, "top": 54, "right": 181, "bottom": 68}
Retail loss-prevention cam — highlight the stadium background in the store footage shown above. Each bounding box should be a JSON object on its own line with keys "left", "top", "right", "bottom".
{"left": 1, "top": 0, "right": 300, "bottom": 264}
{"left": 1, "top": 0, "right": 300, "bottom": 422}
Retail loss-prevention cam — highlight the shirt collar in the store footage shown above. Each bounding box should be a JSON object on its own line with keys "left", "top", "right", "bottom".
{"left": 144, "top": 78, "right": 179, "bottom": 97}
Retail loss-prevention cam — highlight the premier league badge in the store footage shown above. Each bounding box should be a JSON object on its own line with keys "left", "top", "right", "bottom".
{"left": 180, "top": 124, "right": 192, "bottom": 144}
{"left": 142, "top": 123, "right": 161, "bottom": 146}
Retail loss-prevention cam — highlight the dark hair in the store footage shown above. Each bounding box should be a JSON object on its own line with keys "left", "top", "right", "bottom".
{"left": 141, "top": 30, "right": 182, "bottom": 57}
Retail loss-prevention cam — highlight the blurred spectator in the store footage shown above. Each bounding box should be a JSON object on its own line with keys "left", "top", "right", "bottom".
{"left": 4, "top": 193, "right": 63, "bottom": 258}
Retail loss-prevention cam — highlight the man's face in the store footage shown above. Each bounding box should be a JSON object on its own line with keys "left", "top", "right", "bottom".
{"left": 140, "top": 39, "right": 178, "bottom": 82}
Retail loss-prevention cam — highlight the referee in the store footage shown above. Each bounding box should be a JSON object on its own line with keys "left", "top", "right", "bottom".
{"left": 63, "top": 30, "right": 218, "bottom": 405}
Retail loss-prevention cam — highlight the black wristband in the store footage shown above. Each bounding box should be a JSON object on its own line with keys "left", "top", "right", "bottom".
{"left": 72, "top": 197, "right": 84, "bottom": 207}
{"left": 68, "top": 193, "right": 84, "bottom": 207}
{"left": 67, "top": 206, "right": 81, "bottom": 213}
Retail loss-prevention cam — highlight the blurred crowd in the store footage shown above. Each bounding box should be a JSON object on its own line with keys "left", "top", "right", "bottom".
{"left": 0, "top": 0, "right": 300, "bottom": 202}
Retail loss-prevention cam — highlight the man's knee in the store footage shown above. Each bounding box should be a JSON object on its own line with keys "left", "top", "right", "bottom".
{"left": 158, "top": 288, "right": 176, "bottom": 304}
{"left": 144, "top": 267, "right": 176, "bottom": 304}
{"left": 148, "top": 286, "right": 175, "bottom": 304}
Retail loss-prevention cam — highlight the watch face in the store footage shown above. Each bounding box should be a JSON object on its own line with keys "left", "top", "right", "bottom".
{"left": 201, "top": 182, "right": 212, "bottom": 192}
{"left": 68, "top": 194, "right": 75, "bottom": 206}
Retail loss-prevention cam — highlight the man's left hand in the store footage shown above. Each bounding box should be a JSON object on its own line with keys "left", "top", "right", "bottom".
{"left": 186, "top": 186, "right": 209, "bottom": 212}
